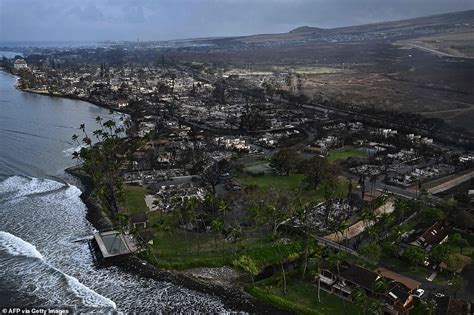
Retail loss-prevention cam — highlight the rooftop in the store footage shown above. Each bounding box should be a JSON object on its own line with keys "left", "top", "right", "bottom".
{"left": 94, "top": 230, "right": 140, "bottom": 259}
{"left": 375, "top": 267, "right": 421, "bottom": 290}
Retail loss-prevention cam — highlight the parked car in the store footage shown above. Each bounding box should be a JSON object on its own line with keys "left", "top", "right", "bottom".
{"left": 414, "top": 289, "right": 425, "bottom": 298}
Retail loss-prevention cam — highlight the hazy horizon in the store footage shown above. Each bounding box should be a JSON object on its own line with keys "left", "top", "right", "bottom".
{"left": 1, "top": 0, "right": 474, "bottom": 42}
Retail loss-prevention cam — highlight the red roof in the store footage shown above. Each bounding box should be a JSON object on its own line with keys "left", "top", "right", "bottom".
{"left": 417, "top": 222, "right": 448, "bottom": 248}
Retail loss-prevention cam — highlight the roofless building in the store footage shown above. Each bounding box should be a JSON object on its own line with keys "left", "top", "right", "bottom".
{"left": 91, "top": 230, "right": 142, "bottom": 263}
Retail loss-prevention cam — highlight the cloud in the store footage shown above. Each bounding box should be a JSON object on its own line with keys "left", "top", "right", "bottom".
{"left": 66, "top": 4, "right": 105, "bottom": 22}
{"left": 1, "top": 0, "right": 473, "bottom": 41}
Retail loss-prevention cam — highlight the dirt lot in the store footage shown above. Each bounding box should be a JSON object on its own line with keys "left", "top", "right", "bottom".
{"left": 397, "top": 31, "right": 474, "bottom": 59}
{"left": 175, "top": 40, "right": 474, "bottom": 132}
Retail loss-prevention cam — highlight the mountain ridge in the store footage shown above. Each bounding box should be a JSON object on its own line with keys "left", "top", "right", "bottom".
{"left": 234, "top": 9, "right": 474, "bottom": 43}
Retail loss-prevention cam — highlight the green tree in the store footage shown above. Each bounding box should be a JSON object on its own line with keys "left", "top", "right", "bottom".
{"left": 333, "top": 220, "right": 348, "bottom": 245}
{"left": 367, "top": 298, "right": 384, "bottom": 315}
{"left": 299, "top": 156, "right": 331, "bottom": 189}
{"left": 210, "top": 218, "right": 225, "bottom": 251}
{"left": 233, "top": 255, "right": 259, "bottom": 286}
{"left": 402, "top": 247, "right": 426, "bottom": 266}
{"left": 450, "top": 275, "right": 466, "bottom": 298}
{"left": 351, "top": 288, "right": 368, "bottom": 315}
{"left": 359, "top": 242, "right": 383, "bottom": 263}
{"left": 309, "top": 250, "right": 324, "bottom": 302}
{"left": 419, "top": 207, "right": 445, "bottom": 225}
{"left": 329, "top": 251, "right": 348, "bottom": 312}
{"left": 447, "top": 233, "right": 469, "bottom": 254}
{"left": 444, "top": 253, "right": 465, "bottom": 273}
{"left": 72, "top": 115, "right": 127, "bottom": 216}
{"left": 429, "top": 244, "right": 451, "bottom": 265}
{"left": 377, "top": 212, "right": 393, "bottom": 237}
{"left": 270, "top": 148, "right": 299, "bottom": 176}
{"left": 423, "top": 300, "right": 437, "bottom": 315}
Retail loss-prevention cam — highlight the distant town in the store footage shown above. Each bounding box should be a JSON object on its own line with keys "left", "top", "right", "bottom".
{"left": 1, "top": 8, "right": 474, "bottom": 315}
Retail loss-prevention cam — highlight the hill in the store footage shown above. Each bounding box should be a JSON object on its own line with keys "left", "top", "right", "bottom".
{"left": 234, "top": 10, "right": 474, "bottom": 44}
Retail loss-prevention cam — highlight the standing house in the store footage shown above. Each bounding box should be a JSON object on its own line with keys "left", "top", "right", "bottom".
{"left": 14, "top": 59, "right": 28, "bottom": 70}
{"left": 317, "top": 262, "right": 418, "bottom": 315}
{"left": 401, "top": 222, "right": 449, "bottom": 252}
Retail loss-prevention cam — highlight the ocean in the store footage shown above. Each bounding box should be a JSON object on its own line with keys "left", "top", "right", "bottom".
{"left": 0, "top": 71, "right": 232, "bottom": 313}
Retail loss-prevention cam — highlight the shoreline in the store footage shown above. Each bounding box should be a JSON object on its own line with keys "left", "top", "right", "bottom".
{"left": 19, "top": 88, "right": 129, "bottom": 115}
{"left": 0, "top": 68, "right": 128, "bottom": 116}
{"left": 3, "top": 68, "right": 285, "bottom": 313}
{"left": 65, "top": 165, "right": 289, "bottom": 314}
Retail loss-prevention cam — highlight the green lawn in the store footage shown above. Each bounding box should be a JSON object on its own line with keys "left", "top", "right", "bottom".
{"left": 145, "top": 211, "right": 307, "bottom": 270}
{"left": 249, "top": 278, "right": 361, "bottom": 315}
{"left": 237, "top": 174, "right": 305, "bottom": 190}
{"left": 456, "top": 232, "right": 474, "bottom": 260}
{"left": 235, "top": 172, "right": 350, "bottom": 204}
{"left": 119, "top": 184, "right": 149, "bottom": 215}
{"left": 327, "top": 147, "right": 367, "bottom": 162}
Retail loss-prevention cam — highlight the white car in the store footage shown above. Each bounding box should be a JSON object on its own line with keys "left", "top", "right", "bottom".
{"left": 414, "top": 289, "right": 425, "bottom": 298}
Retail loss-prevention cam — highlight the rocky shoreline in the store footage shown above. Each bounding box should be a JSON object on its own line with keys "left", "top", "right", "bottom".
{"left": 65, "top": 166, "right": 290, "bottom": 314}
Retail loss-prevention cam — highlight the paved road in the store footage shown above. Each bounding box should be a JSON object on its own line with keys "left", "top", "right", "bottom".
{"left": 342, "top": 171, "right": 417, "bottom": 200}
{"left": 406, "top": 43, "right": 474, "bottom": 60}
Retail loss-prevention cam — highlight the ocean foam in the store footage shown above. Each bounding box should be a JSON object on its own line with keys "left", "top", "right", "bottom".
{"left": 0, "top": 175, "right": 62, "bottom": 194}
{"left": 65, "top": 184, "right": 82, "bottom": 199}
{"left": 63, "top": 144, "right": 86, "bottom": 156}
{"left": 0, "top": 232, "right": 116, "bottom": 310}
{"left": 0, "top": 231, "right": 44, "bottom": 260}
{"left": 65, "top": 275, "right": 117, "bottom": 309}
{"left": 0, "top": 175, "right": 67, "bottom": 201}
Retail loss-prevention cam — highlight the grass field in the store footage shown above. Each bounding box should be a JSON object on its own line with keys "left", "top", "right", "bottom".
{"left": 144, "top": 211, "right": 308, "bottom": 270}
{"left": 327, "top": 147, "right": 367, "bottom": 162}
{"left": 119, "top": 184, "right": 149, "bottom": 215}
{"left": 235, "top": 170, "right": 350, "bottom": 204}
{"left": 237, "top": 174, "right": 305, "bottom": 190}
{"left": 249, "top": 277, "right": 361, "bottom": 315}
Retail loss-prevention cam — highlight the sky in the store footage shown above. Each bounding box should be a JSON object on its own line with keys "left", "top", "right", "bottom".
{"left": 1, "top": 0, "right": 474, "bottom": 42}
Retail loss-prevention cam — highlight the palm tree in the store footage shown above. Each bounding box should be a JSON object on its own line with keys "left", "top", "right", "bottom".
{"left": 210, "top": 218, "right": 224, "bottom": 251}
{"left": 312, "top": 252, "right": 323, "bottom": 302}
{"left": 335, "top": 220, "right": 349, "bottom": 245}
{"left": 359, "top": 209, "right": 375, "bottom": 229}
{"left": 329, "top": 252, "right": 348, "bottom": 313}
{"left": 377, "top": 213, "right": 392, "bottom": 238}
{"left": 373, "top": 276, "right": 388, "bottom": 297}
{"left": 366, "top": 225, "right": 379, "bottom": 242}
{"left": 368, "top": 298, "right": 384, "bottom": 315}
{"left": 351, "top": 288, "right": 368, "bottom": 315}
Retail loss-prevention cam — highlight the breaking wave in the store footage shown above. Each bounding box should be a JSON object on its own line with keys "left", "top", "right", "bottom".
{"left": 63, "top": 144, "right": 87, "bottom": 156}
{"left": 65, "top": 274, "right": 116, "bottom": 308}
{"left": 0, "top": 175, "right": 65, "bottom": 201}
{"left": 0, "top": 231, "right": 44, "bottom": 260}
{"left": 0, "top": 231, "right": 116, "bottom": 309}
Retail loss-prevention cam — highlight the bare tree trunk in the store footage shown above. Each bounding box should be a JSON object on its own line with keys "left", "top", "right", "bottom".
{"left": 301, "top": 246, "right": 308, "bottom": 280}
{"left": 317, "top": 277, "right": 321, "bottom": 302}
{"left": 281, "top": 263, "right": 287, "bottom": 295}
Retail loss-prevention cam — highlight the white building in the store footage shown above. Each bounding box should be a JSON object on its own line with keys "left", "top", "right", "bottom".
{"left": 14, "top": 59, "right": 27, "bottom": 70}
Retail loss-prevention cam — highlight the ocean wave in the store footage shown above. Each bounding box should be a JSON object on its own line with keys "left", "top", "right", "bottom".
{"left": 65, "top": 274, "right": 117, "bottom": 309}
{"left": 0, "top": 231, "right": 116, "bottom": 310}
{"left": 63, "top": 144, "right": 87, "bottom": 156}
{"left": 0, "top": 231, "right": 44, "bottom": 260}
{"left": 0, "top": 175, "right": 69, "bottom": 201}
{"left": 0, "top": 175, "right": 63, "bottom": 194}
